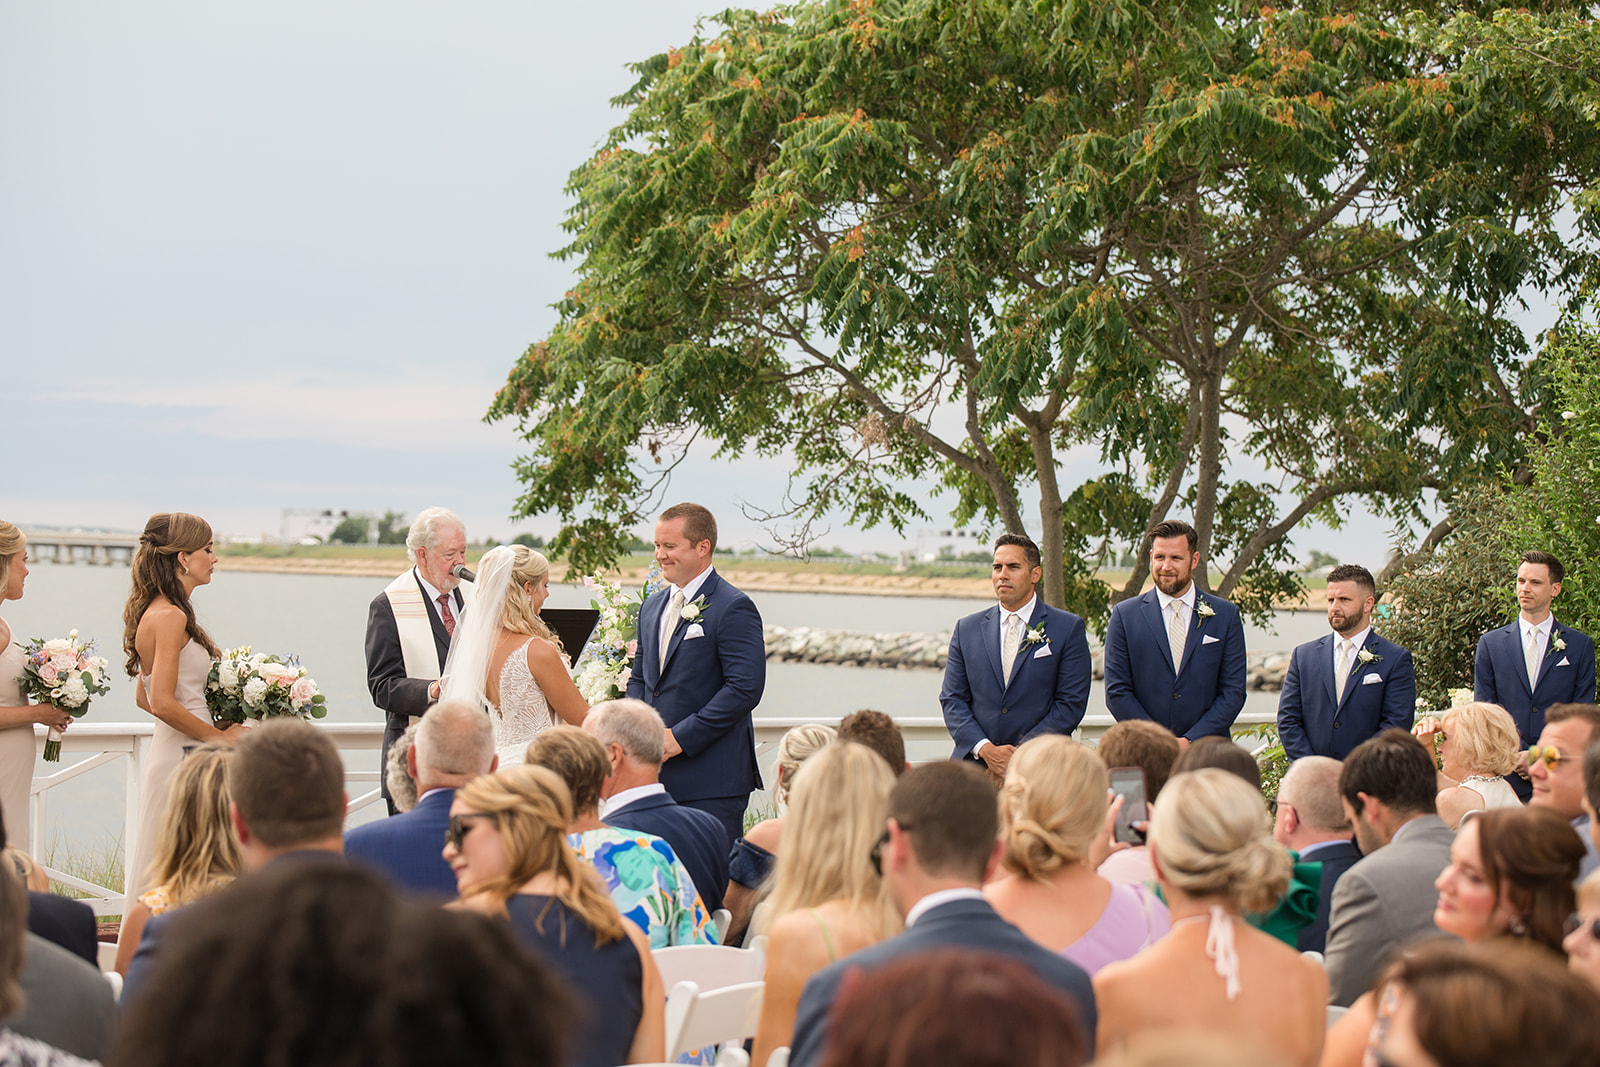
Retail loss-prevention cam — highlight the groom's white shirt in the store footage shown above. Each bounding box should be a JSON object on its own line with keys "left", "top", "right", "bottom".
{"left": 657, "top": 566, "right": 714, "bottom": 659}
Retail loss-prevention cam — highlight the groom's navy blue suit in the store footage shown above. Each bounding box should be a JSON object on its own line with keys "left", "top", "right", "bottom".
{"left": 1103, "top": 588, "right": 1247, "bottom": 740}
{"left": 940, "top": 600, "right": 1093, "bottom": 759}
{"left": 1277, "top": 631, "right": 1416, "bottom": 761}
{"left": 628, "top": 568, "right": 765, "bottom": 847}
{"left": 1475, "top": 615, "right": 1595, "bottom": 800}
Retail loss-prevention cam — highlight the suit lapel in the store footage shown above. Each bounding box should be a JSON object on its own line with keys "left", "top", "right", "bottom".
{"left": 1003, "top": 602, "right": 1049, "bottom": 690}
{"left": 980, "top": 606, "right": 1006, "bottom": 691}
{"left": 1337, "top": 634, "right": 1374, "bottom": 712}
{"left": 661, "top": 571, "right": 720, "bottom": 677}
{"left": 1141, "top": 592, "right": 1177, "bottom": 676}
{"left": 1312, "top": 635, "right": 1336, "bottom": 709}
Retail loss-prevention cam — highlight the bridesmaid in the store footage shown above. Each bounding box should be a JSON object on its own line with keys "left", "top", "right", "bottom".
{"left": 0, "top": 522, "right": 74, "bottom": 852}
{"left": 120, "top": 514, "right": 245, "bottom": 916}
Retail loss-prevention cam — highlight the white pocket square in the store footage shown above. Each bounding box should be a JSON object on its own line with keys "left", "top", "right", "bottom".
{"left": 1201, "top": 634, "right": 1220, "bottom": 645}
{"left": 684, "top": 623, "right": 705, "bottom": 640}
{"left": 1557, "top": 656, "right": 1571, "bottom": 667}
{"left": 1033, "top": 644, "right": 1052, "bottom": 659}
{"left": 1361, "top": 673, "right": 1382, "bottom": 685}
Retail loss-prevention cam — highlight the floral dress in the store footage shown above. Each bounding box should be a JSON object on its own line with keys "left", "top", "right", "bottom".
{"left": 568, "top": 826, "right": 716, "bottom": 948}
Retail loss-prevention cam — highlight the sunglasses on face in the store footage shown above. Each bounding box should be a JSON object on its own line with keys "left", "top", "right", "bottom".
{"left": 1564, "top": 913, "right": 1600, "bottom": 940}
{"left": 1529, "top": 746, "right": 1572, "bottom": 770}
{"left": 444, "top": 813, "right": 494, "bottom": 850}
{"left": 869, "top": 822, "right": 912, "bottom": 878}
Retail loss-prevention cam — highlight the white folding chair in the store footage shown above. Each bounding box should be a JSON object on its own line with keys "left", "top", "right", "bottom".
{"left": 665, "top": 979, "right": 765, "bottom": 1059}
{"left": 654, "top": 936, "right": 767, "bottom": 993}
{"left": 766, "top": 1048, "right": 789, "bottom": 1067}
{"left": 743, "top": 900, "right": 772, "bottom": 946}
{"left": 104, "top": 969, "right": 123, "bottom": 1003}
{"left": 712, "top": 907, "right": 733, "bottom": 944}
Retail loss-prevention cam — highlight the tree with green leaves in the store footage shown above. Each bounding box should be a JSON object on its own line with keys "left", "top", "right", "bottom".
{"left": 491, "top": 0, "right": 1600, "bottom": 627}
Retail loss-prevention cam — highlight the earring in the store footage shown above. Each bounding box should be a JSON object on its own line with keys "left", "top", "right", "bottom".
{"left": 1511, "top": 917, "right": 1528, "bottom": 937}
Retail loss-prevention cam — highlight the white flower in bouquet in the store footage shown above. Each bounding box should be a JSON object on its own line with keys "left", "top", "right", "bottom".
{"left": 258, "top": 661, "right": 299, "bottom": 687}
{"left": 242, "top": 677, "right": 269, "bottom": 708}
{"left": 40, "top": 638, "right": 74, "bottom": 656}
{"left": 1449, "top": 687, "right": 1475, "bottom": 707}
{"left": 289, "top": 676, "right": 319, "bottom": 709}
{"left": 55, "top": 676, "right": 89, "bottom": 708}
{"left": 219, "top": 660, "right": 240, "bottom": 691}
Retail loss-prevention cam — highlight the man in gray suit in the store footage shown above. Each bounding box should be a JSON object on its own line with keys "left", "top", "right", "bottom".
{"left": 1324, "top": 730, "right": 1456, "bottom": 1006}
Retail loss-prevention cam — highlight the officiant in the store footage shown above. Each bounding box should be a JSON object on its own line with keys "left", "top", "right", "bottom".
{"left": 365, "top": 507, "right": 473, "bottom": 815}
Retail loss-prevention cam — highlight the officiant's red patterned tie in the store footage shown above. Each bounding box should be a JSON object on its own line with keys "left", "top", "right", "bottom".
{"left": 438, "top": 592, "right": 456, "bottom": 638}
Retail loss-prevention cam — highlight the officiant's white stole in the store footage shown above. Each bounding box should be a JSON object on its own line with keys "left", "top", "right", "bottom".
{"left": 383, "top": 570, "right": 475, "bottom": 681}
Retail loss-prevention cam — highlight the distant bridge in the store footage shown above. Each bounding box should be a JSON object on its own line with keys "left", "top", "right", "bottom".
{"left": 20, "top": 528, "right": 137, "bottom": 566}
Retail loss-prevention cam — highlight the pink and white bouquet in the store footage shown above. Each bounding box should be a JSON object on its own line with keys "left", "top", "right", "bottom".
{"left": 572, "top": 562, "right": 665, "bottom": 704}
{"left": 16, "top": 631, "right": 112, "bottom": 761}
{"left": 206, "top": 647, "right": 327, "bottom": 727}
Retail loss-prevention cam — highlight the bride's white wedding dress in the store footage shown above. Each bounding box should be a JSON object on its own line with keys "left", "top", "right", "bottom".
{"left": 489, "top": 638, "right": 552, "bottom": 768}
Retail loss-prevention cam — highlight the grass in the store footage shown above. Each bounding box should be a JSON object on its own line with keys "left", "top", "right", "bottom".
{"left": 742, "top": 804, "right": 779, "bottom": 834}
{"left": 43, "top": 833, "right": 124, "bottom": 914}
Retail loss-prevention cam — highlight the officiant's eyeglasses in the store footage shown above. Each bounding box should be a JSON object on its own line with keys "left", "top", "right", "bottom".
{"left": 1528, "top": 746, "right": 1572, "bottom": 770}
{"left": 444, "top": 813, "right": 496, "bottom": 850}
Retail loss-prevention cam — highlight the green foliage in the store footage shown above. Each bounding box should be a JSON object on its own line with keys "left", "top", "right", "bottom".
{"left": 328, "top": 516, "right": 369, "bottom": 544}
{"left": 1304, "top": 550, "right": 1339, "bottom": 572}
{"left": 1234, "top": 723, "right": 1289, "bottom": 802}
{"left": 511, "top": 532, "right": 546, "bottom": 549}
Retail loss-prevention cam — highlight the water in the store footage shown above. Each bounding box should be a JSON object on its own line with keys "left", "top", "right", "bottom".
{"left": 6, "top": 563, "right": 1328, "bottom": 851}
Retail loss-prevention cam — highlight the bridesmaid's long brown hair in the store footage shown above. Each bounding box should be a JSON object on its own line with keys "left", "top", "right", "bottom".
{"left": 122, "top": 513, "right": 221, "bottom": 677}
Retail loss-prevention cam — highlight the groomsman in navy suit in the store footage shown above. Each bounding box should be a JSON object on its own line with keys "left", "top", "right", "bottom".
{"left": 940, "top": 534, "right": 1093, "bottom": 780}
{"left": 1103, "top": 520, "right": 1247, "bottom": 746}
{"left": 628, "top": 503, "right": 766, "bottom": 848}
{"left": 1474, "top": 550, "right": 1596, "bottom": 801}
{"left": 1277, "top": 564, "right": 1416, "bottom": 761}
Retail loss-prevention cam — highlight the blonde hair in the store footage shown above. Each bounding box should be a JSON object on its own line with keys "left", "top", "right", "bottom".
{"left": 455, "top": 764, "right": 625, "bottom": 944}
{"left": 999, "top": 735, "right": 1107, "bottom": 879}
{"left": 1578, "top": 869, "right": 1600, "bottom": 912}
{"left": 0, "top": 521, "right": 23, "bottom": 594}
{"left": 767, "top": 742, "right": 899, "bottom": 938}
{"left": 1150, "top": 769, "right": 1291, "bottom": 914}
{"left": 775, "top": 724, "right": 837, "bottom": 806}
{"left": 144, "top": 745, "right": 242, "bottom": 905}
{"left": 121, "top": 512, "right": 220, "bottom": 676}
{"left": 499, "top": 546, "right": 564, "bottom": 653}
{"left": 1443, "top": 702, "right": 1522, "bottom": 778}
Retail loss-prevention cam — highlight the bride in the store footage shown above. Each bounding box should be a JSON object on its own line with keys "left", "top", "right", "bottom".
{"left": 439, "top": 545, "right": 587, "bottom": 766}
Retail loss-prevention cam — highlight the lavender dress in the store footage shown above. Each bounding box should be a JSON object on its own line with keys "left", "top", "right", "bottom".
{"left": 1059, "top": 881, "right": 1171, "bottom": 975}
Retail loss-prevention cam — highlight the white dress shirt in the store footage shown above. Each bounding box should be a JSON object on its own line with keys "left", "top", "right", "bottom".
{"left": 658, "top": 566, "right": 715, "bottom": 656}
{"left": 1154, "top": 582, "right": 1197, "bottom": 626}
{"left": 1521, "top": 615, "right": 1554, "bottom": 663}
{"left": 903, "top": 886, "right": 987, "bottom": 929}
{"left": 974, "top": 594, "right": 1039, "bottom": 757}
{"left": 599, "top": 782, "right": 667, "bottom": 819}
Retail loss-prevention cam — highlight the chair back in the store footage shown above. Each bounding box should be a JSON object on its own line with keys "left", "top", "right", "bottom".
{"left": 666, "top": 980, "right": 766, "bottom": 1058}
{"left": 712, "top": 907, "right": 732, "bottom": 944}
{"left": 654, "top": 937, "right": 767, "bottom": 992}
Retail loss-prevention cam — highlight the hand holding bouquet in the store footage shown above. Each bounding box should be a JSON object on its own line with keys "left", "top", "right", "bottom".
{"left": 206, "top": 647, "right": 328, "bottom": 727}
{"left": 16, "top": 630, "right": 112, "bottom": 760}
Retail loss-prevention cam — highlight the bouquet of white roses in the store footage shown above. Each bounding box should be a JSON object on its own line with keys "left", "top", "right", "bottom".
{"left": 572, "top": 563, "right": 666, "bottom": 704}
{"left": 206, "top": 647, "right": 327, "bottom": 727}
{"left": 16, "top": 630, "right": 111, "bottom": 761}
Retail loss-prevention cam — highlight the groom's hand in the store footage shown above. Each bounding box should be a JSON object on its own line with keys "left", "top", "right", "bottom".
{"left": 663, "top": 727, "right": 682, "bottom": 760}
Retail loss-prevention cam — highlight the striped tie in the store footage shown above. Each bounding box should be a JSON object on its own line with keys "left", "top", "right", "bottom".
{"left": 437, "top": 593, "right": 456, "bottom": 638}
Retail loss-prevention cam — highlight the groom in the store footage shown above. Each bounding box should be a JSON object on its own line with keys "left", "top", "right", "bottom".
{"left": 627, "top": 503, "right": 766, "bottom": 848}
{"left": 364, "top": 507, "right": 474, "bottom": 816}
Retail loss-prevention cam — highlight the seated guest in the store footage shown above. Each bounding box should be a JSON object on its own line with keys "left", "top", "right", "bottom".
{"left": 986, "top": 736, "right": 1170, "bottom": 974}
{"left": 787, "top": 762, "right": 1096, "bottom": 1067}
{"left": 725, "top": 722, "right": 835, "bottom": 944}
{"left": 385, "top": 720, "right": 422, "bottom": 813}
{"left": 1363, "top": 941, "right": 1600, "bottom": 1067}
{"left": 4, "top": 851, "right": 45, "bottom": 893}
{"left": 585, "top": 698, "right": 729, "bottom": 911}
{"left": 1323, "top": 730, "right": 1454, "bottom": 1007}
{"left": 113, "top": 860, "right": 570, "bottom": 1067}
{"left": 1566, "top": 870, "right": 1600, "bottom": 995}
{"left": 1095, "top": 769, "right": 1326, "bottom": 1067}
{"left": 1529, "top": 702, "right": 1600, "bottom": 881}
{"left": 124, "top": 718, "right": 349, "bottom": 1003}
{"left": 819, "top": 949, "right": 1087, "bottom": 1067}
{"left": 114, "top": 744, "right": 242, "bottom": 974}
{"left": 1411, "top": 701, "right": 1522, "bottom": 827}
{"left": 345, "top": 700, "right": 496, "bottom": 896}
{"left": 752, "top": 742, "right": 900, "bottom": 1067}
{"left": 1272, "top": 755, "right": 1359, "bottom": 954}
{"left": 447, "top": 764, "right": 664, "bottom": 1067}
{"left": 1170, "top": 736, "right": 1261, "bottom": 788}
{"left": 1095, "top": 720, "right": 1181, "bottom": 886}
{"left": 837, "top": 709, "right": 909, "bottom": 776}
{"left": 1, "top": 818, "right": 98, "bottom": 967}
{"left": 526, "top": 725, "right": 714, "bottom": 947}
{"left": 0, "top": 818, "right": 111, "bottom": 1063}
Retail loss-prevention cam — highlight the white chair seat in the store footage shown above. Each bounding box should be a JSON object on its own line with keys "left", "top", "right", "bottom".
{"left": 665, "top": 979, "right": 765, "bottom": 1059}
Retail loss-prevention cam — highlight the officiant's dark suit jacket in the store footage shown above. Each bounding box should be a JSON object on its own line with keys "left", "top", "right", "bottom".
{"left": 787, "top": 898, "right": 1097, "bottom": 1067}
{"left": 1277, "top": 632, "right": 1416, "bottom": 761}
{"left": 365, "top": 570, "right": 464, "bottom": 810}
{"left": 343, "top": 787, "right": 457, "bottom": 897}
{"left": 939, "top": 600, "right": 1092, "bottom": 759}
{"left": 626, "top": 569, "right": 765, "bottom": 809}
{"left": 1103, "top": 589, "right": 1247, "bottom": 741}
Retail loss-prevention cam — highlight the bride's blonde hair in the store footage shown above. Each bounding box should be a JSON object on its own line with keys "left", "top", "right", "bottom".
{"left": 499, "top": 546, "right": 563, "bottom": 653}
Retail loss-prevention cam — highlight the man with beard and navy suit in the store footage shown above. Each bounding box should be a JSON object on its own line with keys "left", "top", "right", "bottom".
{"left": 1103, "top": 520, "right": 1247, "bottom": 748}
{"left": 1475, "top": 550, "right": 1596, "bottom": 801}
{"left": 940, "top": 533, "right": 1093, "bottom": 782}
{"left": 1277, "top": 564, "right": 1416, "bottom": 761}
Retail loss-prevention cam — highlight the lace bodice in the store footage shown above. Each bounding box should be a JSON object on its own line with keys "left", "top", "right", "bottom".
{"left": 488, "top": 638, "right": 552, "bottom": 767}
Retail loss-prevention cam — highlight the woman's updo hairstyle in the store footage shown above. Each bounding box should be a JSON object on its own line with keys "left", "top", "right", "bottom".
{"left": 775, "top": 724, "right": 837, "bottom": 806}
{"left": 0, "top": 521, "right": 23, "bottom": 594}
{"left": 498, "top": 545, "right": 563, "bottom": 652}
{"left": 1149, "top": 768, "right": 1290, "bottom": 914}
{"left": 999, "top": 736, "right": 1106, "bottom": 879}
{"left": 122, "top": 512, "right": 220, "bottom": 676}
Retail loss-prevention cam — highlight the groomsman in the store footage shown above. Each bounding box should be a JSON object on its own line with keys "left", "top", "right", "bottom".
{"left": 939, "top": 534, "right": 1093, "bottom": 780}
{"left": 1475, "top": 550, "right": 1596, "bottom": 800}
{"left": 1277, "top": 564, "right": 1416, "bottom": 761}
{"left": 628, "top": 503, "right": 766, "bottom": 848}
{"left": 1103, "top": 520, "right": 1246, "bottom": 746}
{"left": 364, "top": 508, "right": 472, "bottom": 815}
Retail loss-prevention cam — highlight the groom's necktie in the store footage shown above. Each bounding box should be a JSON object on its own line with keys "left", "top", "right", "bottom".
{"left": 1526, "top": 626, "right": 1542, "bottom": 691}
{"left": 437, "top": 593, "right": 456, "bottom": 638}
{"left": 1167, "top": 600, "right": 1187, "bottom": 674}
{"left": 660, "top": 589, "right": 685, "bottom": 672}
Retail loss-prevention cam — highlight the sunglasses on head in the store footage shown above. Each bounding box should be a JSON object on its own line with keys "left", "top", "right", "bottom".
{"left": 443, "top": 813, "right": 494, "bottom": 850}
{"left": 1528, "top": 745, "right": 1572, "bottom": 770}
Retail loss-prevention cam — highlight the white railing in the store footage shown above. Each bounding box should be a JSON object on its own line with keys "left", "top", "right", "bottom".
{"left": 30, "top": 708, "right": 1275, "bottom": 915}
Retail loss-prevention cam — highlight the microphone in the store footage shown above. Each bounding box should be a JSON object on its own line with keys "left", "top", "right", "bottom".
{"left": 452, "top": 564, "right": 476, "bottom": 583}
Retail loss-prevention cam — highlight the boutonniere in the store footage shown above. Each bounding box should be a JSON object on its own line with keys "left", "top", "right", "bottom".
{"left": 1022, "top": 623, "right": 1048, "bottom": 647}
{"left": 1356, "top": 647, "right": 1381, "bottom": 667}
{"left": 1548, "top": 632, "right": 1567, "bottom": 657}
{"left": 1193, "top": 600, "right": 1215, "bottom": 628}
{"left": 679, "top": 594, "right": 708, "bottom": 623}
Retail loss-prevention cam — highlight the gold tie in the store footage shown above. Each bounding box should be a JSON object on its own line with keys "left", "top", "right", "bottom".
{"left": 1335, "top": 639, "right": 1351, "bottom": 704}
{"left": 660, "top": 589, "right": 685, "bottom": 672}
{"left": 1001, "top": 615, "right": 1022, "bottom": 682}
{"left": 1167, "top": 600, "right": 1187, "bottom": 672}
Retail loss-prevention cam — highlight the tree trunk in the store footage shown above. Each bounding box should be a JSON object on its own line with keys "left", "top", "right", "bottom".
{"left": 1190, "top": 369, "right": 1224, "bottom": 592}
{"left": 1026, "top": 419, "right": 1067, "bottom": 607}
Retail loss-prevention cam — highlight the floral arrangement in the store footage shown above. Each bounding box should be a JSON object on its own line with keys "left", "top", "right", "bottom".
{"left": 573, "top": 562, "right": 665, "bottom": 704}
{"left": 205, "top": 647, "right": 327, "bottom": 727}
{"left": 16, "top": 631, "right": 111, "bottom": 761}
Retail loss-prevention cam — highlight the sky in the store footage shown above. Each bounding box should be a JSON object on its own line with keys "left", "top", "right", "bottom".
{"left": 0, "top": 1, "right": 1476, "bottom": 568}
